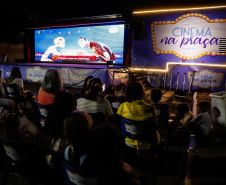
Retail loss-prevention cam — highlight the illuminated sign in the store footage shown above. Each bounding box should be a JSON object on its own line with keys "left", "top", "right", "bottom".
{"left": 151, "top": 13, "right": 226, "bottom": 60}
{"left": 26, "top": 66, "right": 47, "bottom": 82}
{"left": 188, "top": 69, "right": 224, "bottom": 88}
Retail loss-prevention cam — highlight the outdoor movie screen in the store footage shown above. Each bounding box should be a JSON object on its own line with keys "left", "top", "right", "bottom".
{"left": 34, "top": 23, "right": 125, "bottom": 65}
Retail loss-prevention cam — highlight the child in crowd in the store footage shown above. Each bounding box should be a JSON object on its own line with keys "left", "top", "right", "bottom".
{"left": 63, "top": 110, "right": 93, "bottom": 168}
{"left": 150, "top": 88, "right": 163, "bottom": 104}
{"left": 104, "top": 84, "right": 117, "bottom": 104}
{"left": 150, "top": 88, "right": 169, "bottom": 130}
{"left": 173, "top": 103, "right": 194, "bottom": 131}
{"left": 178, "top": 104, "right": 194, "bottom": 126}
{"left": 186, "top": 101, "right": 212, "bottom": 138}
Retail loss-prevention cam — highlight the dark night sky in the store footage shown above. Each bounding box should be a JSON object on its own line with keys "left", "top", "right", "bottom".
{"left": 0, "top": 0, "right": 225, "bottom": 41}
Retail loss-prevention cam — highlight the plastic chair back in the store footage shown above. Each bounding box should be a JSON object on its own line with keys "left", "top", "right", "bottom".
{"left": 37, "top": 103, "right": 51, "bottom": 127}
{"left": 2, "top": 83, "right": 28, "bottom": 111}
{"left": 60, "top": 157, "right": 97, "bottom": 185}
{"left": 119, "top": 116, "right": 157, "bottom": 147}
{"left": 3, "top": 83, "right": 21, "bottom": 98}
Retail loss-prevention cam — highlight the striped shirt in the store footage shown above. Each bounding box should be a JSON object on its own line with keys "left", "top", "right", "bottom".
{"left": 77, "top": 98, "right": 113, "bottom": 117}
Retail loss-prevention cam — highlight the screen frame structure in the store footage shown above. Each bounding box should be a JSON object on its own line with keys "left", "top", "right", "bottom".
{"left": 27, "top": 20, "right": 130, "bottom": 66}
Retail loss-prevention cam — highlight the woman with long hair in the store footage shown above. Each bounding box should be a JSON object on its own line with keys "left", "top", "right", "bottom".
{"left": 7, "top": 67, "right": 32, "bottom": 98}
{"left": 37, "top": 69, "right": 66, "bottom": 105}
{"left": 80, "top": 75, "right": 93, "bottom": 98}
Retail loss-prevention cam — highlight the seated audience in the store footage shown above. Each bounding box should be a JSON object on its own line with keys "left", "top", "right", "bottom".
{"left": 104, "top": 84, "right": 122, "bottom": 116}
{"left": 117, "top": 82, "right": 157, "bottom": 121}
{"left": 44, "top": 91, "right": 77, "bottom": 152}
{"left": 211, "top": 106, "right": 223, "bottom": 129}
{"left": 6, "top": 67, "right": 34, "bottom": 99}
{"left": 117, "top": 82, "right": 159, "bottom": 148}
{"left": 150, "top": 88, "right": 163, "bottom": 104}
{"left": 80, "top": 75, "right": 94, "bottom": 98}
{"left": 173, "top": 103, "right": 194, "bottom": 131}
{"left": 186, "top": 101, "right": 212, "bottom": 138}
{"left": 118, "top": 84, "right": 127, "bottom": 103}
{"left": 77, "top": 78, "right": 114, "bottom": 124}
{"left": 38, "top": 69, "right": 66, "bottom": 105}
{"left": 110, "top": 84, "right": 127, "bottom": 112}
{"left": 150, "top": 88, "right": 169, "bottom": 129}
{"left": 104, "top": 84, "right": 117, "bottom": 103}
{"left": 81, "top": 123, "right": 141, "bottom": 185}
{"left": 63, "top": 110, "right": 92, "bottom": 168}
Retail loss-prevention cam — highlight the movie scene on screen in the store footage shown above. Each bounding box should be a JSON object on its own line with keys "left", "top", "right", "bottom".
{"left": 34, "top": 23, "right": 126, "bottom": 65}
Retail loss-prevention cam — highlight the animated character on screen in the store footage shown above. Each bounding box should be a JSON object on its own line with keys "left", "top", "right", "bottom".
{"left": 41, "top": 37, "right": 65, "bottom": 61}
{"left": 78, "top": 37, "right": 116, "bottom": 62}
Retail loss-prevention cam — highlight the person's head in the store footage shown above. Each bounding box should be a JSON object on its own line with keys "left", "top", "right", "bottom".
{"left": 198, "top": 101, "right": 210, "bottom": 113}
{"left": 54, "top": 37, "right": 65, "bottom": 48}
{"left": 151, "top": 88, "right": 162, "bottom": 103}
{"left": 119, "top": 73, "right": 129, "bottom": 85}
{"left": 105, "top": 84, "right": 115, "bottom": 95}
{"left": 85, "top": 78, "right": 103, "bottom": 99}
{"left": 42, "top": 69, "right": 62, "bottom": 93}
{"left": 88, "top": 123, "right": 122, "bottom": 166}
{"left": 44, "top": 92, "right": 77, "bottom": 139}
{"left": 84, "top": 76, "right": 94, "bottom": 88}
{"left": 64, "top": 110, "right": 92, "bottom": 151}
{"left": 177, "top": 104, "right": 190, "bottom": 116}
{"left": 80, "top": 76, "right": 94, "bottom": 97}
{"left": 125, "top": 82, "right": 144, "bottom": 102}
{"left": 78, "top": 37, "right": 88, "bottom": 48}
{"left": 212, "top": 106, "right": 221, "bottom": 122}
{"left": 8, "top": 67, "right": 22, "bottom": 83}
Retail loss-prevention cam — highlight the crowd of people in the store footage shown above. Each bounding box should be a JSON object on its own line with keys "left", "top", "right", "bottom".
{"left": 0, "top": 67, "right": 222, "bottom": 184}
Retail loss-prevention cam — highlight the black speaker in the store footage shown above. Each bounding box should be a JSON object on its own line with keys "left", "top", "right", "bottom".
{"left": 133, "top": 20, "right": 147, "bottom": 40}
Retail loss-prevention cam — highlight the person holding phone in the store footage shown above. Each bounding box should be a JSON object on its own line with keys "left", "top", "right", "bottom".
{"left": 77, "top": 78, "right": 115, "bottom": 124}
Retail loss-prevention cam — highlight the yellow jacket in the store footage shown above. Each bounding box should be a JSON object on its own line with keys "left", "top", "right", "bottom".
{"left": 117, "top": 100, "right": 157, "bottom": 122}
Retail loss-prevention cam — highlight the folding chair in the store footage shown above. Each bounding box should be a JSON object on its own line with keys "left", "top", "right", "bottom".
{"left": 119, "top": 116, "right": 157, "bottom": 151}
{"left": 59, "top": 155, "right": 97, "bottom": 185}
{"left": 2, "top": 83, "right": 27, "bottom": 110}
{"left": 37, "top": 103, "right": 51, "bottom": 127}
{"left": 119, "top": 116, "right": 158, "bottom": 184}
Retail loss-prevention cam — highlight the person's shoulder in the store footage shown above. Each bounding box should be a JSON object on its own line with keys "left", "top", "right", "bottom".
{"left": 13, "top": 78, "right": 22, "bottom": 82}
{"left": 96, "top": 98, "right": 109, "bottom": 104}
{"left": 77, "top": 97, "right": 85, "bottom": 102}
{"left": 203, "top": 112, "right": 211, "bottom": 118}
{"left": 38, "top": 87, "right": 43, "bottom": 93}
{"left": 77, "top": 98, "right": 90, "bottom": 104}
{"left": 143, "top": 100, "right": 155, "bottom": 107}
